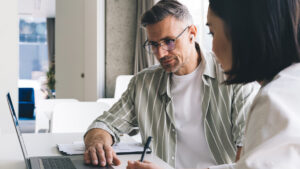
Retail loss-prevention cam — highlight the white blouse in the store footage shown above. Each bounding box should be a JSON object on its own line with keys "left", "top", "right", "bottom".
{"left": 211, "top": 63, "right": 300, "bottom": 169}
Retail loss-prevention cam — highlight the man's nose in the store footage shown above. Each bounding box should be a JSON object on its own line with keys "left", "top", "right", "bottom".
{"left": 155, "top": 46, "right": 168, "bottom": 60}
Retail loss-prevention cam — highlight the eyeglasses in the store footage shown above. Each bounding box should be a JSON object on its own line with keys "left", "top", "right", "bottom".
{"left": 143, "top": 26, "right": 190, "bottom": 55}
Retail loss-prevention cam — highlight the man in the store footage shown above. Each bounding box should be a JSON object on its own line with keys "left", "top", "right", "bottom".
{"left": 84, "top": 0, "right": 258, "bottom": 168}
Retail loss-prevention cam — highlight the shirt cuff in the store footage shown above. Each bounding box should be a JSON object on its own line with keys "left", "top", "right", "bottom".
{"left": 209, "top": 163, "right": 236, "bottom": 169}
{"left": 236, "top": 143, "right": 243, "bottom": 147}
{"left": 85, "top": 122, "right": 118, "bottom": 145}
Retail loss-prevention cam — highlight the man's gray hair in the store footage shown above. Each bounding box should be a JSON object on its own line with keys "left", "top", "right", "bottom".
{"left": 141, "top": 0, "right": 193, "bottom": 27}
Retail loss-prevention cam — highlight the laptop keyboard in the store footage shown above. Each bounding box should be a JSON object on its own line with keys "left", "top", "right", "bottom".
{"left": 42, "top": 157, "right": 76, "bottom": 169}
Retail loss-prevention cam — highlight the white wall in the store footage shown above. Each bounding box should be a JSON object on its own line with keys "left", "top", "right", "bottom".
{"left": 56, "top": 0, "right": 105, "bottom": 101}
{"left": 18, "top": 0, "right": 56, "bottom": 18}
{"left": 0, "top": 0, "right": 19, "bottom": 134}
{"left": 97, "top": 0, "right": 106, "bottom": 99}
{"left": 84, "top": 0, "right": 105, "bottom": 100}
{"left": 56, "top": 0, "right": 84, "bottom": 100}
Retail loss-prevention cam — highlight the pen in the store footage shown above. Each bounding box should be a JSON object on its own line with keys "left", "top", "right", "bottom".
{"left": 140, "top": 136, "right": 152, "bottom": 162}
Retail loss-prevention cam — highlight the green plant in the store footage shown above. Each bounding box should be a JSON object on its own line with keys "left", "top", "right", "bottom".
{"left": 46, "top": 64, "right": 55, "bottom": 90}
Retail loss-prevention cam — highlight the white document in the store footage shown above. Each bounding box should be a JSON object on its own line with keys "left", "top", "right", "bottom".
{"left": 57, "top": 141, "right": 151, "bottom": 155}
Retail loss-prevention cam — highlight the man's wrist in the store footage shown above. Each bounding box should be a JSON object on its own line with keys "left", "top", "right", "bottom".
{"left": 85, "top": 128, "right": 113, "bottom": 146}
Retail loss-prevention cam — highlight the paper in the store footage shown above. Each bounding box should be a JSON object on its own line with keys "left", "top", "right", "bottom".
{"left": 57, "top": 141, "right": 151, "bottom": 155}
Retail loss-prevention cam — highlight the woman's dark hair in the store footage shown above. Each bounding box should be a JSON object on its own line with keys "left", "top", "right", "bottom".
{"left": 209, "top": 0, "right": 300, "bottom": 84}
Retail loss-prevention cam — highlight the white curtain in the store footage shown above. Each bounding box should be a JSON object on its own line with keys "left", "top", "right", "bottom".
{"left": 179, "top": 0, "right": 212, "bottom": 51}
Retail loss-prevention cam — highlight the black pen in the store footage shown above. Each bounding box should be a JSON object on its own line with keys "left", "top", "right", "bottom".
{"left": 140, "top": 136, "right": 152, "bottom": 162}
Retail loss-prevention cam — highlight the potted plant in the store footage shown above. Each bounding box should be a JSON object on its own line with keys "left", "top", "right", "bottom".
{"left": 46, "top": 63, "right": 55, "bottom": 98}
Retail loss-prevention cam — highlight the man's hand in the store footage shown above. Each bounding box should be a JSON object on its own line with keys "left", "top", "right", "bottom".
{"left": 126, "top": 160, "right": 162, "bottom": 169}
{"left": 84, "top": 128, "right": 121, "bottom": 167}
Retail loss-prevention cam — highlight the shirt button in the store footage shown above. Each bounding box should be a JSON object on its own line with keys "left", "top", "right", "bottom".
{"left": 172, "top": 128, "right": 175, "bottom": 132}
{"left": 171, "top": 156, "right": 175, "bottom": 160}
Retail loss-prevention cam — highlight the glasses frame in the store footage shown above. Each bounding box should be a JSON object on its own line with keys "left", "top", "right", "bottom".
{"left": 143, "top": 26, "right": 190, "bottom": 55}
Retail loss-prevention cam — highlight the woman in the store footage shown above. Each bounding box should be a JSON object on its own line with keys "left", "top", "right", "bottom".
{"left": 127, "top": 0, "right": 300, "bottom": 168}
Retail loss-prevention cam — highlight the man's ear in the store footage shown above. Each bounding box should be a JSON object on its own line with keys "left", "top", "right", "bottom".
{"left": 190, "top": 35, "right": 194, "bottom": 40}
{"left": 189, "top": 25, "right": 197, "bottom": 42}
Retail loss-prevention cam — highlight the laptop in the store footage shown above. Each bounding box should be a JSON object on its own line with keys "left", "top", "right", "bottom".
{"left": 6, "top": 93, "right": 114, "bottom": 169}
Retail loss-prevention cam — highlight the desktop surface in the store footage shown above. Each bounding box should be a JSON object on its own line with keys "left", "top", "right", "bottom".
{"left": 1, "top": 132, "right": 173, "bottom": 169}
{"left": 0, "top": 133, "right": 25, "bottom": 169}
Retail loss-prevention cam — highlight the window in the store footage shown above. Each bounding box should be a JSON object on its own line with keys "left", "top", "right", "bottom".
{"left": 19, "top": 17, "right": 49, "bottom": 100}
{"left": 178, "top": 0, "right": 212, "bottom": 51}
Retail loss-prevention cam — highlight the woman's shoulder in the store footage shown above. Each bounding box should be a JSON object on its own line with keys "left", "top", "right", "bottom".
{"left": 262, "top": 63, "right": 300, "bottom": 95}
{"left": 252, "top": 63, "right": 300, "bottom": 115}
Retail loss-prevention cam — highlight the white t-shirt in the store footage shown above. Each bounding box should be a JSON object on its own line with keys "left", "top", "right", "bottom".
{"left": 171, "top": 62, "right": 216, "bottom": 169}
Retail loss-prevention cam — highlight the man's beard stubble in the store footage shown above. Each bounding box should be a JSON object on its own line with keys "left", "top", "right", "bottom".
{"left": 159, "top": 55, "right": 180, "bottom": 73}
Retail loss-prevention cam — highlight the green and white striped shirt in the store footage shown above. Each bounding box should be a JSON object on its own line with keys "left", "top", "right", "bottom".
{"left": 87, "top": 48, "right": 259, "bottom": 167}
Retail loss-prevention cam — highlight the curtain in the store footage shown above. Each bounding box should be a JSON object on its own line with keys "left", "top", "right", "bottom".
{"left": 133, "top": 0, "right": 156, "bottom": 74}
{"left": 178, "top": 0, "right": 211, "bottom": 50}
{"left": 46, "top": 18, "right": 55, "bottom": 68}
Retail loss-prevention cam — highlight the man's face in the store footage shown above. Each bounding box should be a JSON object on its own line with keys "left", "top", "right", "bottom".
{"left": 145, "top": 16, "right": 194, "bottom": 74}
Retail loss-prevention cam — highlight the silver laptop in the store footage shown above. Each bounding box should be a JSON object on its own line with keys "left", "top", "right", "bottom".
{"left": 6, "top": 93, "right": 113, "bottom": 169}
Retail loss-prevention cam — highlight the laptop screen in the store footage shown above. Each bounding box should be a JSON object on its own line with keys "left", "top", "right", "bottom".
{"left": 6, "top": 93, "right": 31, "bottom": 169}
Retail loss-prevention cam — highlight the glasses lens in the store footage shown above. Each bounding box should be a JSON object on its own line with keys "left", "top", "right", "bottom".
{"left": 164, "top": 40, "right": 175, "bottom": 51}
{"left": 144, "top": 43, "right": 156, "bottom": 54}
{"left": 144, "top": 39, "right": 175, "bottom": 54}
{"left": 150, "top": 44, "right": 157, "bottom": 53}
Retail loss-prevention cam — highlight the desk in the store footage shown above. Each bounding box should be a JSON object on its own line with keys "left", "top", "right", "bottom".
{"left": 1, "top": 132, "right": 173, "bottom": 169}
{"left": 0, "top": 133, "right": 25, "bottom": 169}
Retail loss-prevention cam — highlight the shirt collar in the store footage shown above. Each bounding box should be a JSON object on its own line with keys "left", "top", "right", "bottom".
{"left": 159, "top": 71, "right": 171, "bottom": 97}
{"left": 196, "top": 43, "right": 216, "bottom": 79}
{"left": 159, "top": 42, "right": 217, "bottom": 96}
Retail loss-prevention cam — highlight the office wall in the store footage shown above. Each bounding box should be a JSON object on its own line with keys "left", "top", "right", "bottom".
{"left": 97, "top": 0, "right": 106, "bottom": 99}
{"left": 56, "top": 0, "right": 84, "bottom": 100}
{"left": 56, "top": 0, "right": 137, "bottom": 99}
{"left": 56, "top": 0, "right": 105, "bottom": 101}
{"left": 0, "top": 0, "right": 18, "bottom": 134}
{"left": 84, "top": 0, "right": 105, "bottom": 100}
{"left": 105, "top": 0, "right": 137, "bottom": 97}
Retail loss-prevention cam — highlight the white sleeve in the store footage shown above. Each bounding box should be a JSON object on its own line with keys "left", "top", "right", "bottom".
{"left": 234, "top": 84, "right": 300, "bottom": 169}
{"left": 209, "top": 163, "right": 236, "bottom": 169}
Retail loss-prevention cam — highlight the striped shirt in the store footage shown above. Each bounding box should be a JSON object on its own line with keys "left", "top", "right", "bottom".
{"left": 87, "top": 48, "right": 259, "bottom": 167}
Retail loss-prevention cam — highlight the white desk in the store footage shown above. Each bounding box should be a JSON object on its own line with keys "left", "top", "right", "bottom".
{"left": 0, "top": 132, "right": 173, "bottom": 169}
{"left": 0, "top": 133, "right": 25, "bottom": 169}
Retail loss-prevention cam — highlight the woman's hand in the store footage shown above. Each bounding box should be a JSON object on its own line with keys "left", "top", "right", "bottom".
{"left": 126, "top": 160, "right": 163, "bottom": 169}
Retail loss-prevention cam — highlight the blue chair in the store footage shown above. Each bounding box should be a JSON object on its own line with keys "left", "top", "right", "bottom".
{"left": 19, "top": 88, "right": 35, "bottom": 119}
